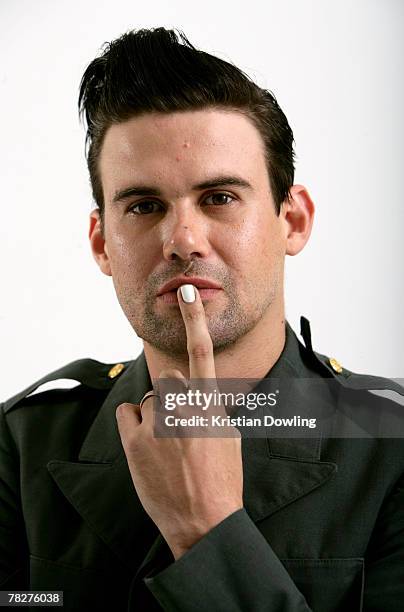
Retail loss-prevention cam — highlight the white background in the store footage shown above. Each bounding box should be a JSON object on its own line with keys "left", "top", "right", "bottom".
{"left": 1, "top": 0, "right": 403, "bottom": 400}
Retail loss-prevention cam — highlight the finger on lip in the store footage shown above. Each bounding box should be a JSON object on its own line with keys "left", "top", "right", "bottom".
{"left": 176, "top": 285, "right": 208, "bottom": 338}
{"left": 177, "top": 284, "right": 199, "bottom": 308}
{"left": 176, "top": 284, "right": 216, "bottom": 380}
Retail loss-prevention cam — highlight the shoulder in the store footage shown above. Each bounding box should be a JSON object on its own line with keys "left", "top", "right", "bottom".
{"left": 296, "top": 317, "right": 404, "bottom": 443}
{"left": 1, "top": 358, "right": 131, "bottom": 416}
{"left": 299, "top": 316, "right": 404, "bottom": 399}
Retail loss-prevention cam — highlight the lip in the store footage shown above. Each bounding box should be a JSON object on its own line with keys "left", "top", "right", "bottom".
{"left": 157, "top": 276, "right": 222, "bottom": 296}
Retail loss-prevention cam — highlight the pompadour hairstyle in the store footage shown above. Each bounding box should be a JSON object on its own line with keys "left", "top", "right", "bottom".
{"left": 78, "top": 28, "right": 295, "bottom": 219}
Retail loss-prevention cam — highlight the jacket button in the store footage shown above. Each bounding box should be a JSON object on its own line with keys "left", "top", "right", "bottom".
{"left": 329, "top": 358, "right": 343, "bottom": 374}
{"left": 108, "top": 363, "right": 125, "bottom": 379}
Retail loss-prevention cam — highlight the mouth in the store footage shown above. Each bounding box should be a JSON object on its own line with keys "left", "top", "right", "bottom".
{"left": 157, "top": 287, "right": 222, "bottom": 304}
{"left": 157, "top": 276, "right": 223, "bottom": 304}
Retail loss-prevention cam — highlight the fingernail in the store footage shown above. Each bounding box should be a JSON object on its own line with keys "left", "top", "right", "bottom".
{"left": 180, "top": 284, "right": 196, "bottom": 303}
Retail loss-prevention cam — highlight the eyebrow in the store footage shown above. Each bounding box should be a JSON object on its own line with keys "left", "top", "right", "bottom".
{"left": 112, "top": 175, "right": 253, "bottom": 203}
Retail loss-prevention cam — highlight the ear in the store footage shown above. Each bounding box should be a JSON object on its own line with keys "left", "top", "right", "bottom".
{"left": 89, "top": 209, "right": 112, "bottom": 276}
{"left": 281, "top": 185, "right": 315, "bottom": 256}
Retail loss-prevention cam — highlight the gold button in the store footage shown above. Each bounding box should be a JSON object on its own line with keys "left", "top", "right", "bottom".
{"left": 329, "top": 358, "right": 343, "bottom": 374}
{"left": 108, "top": 363, "right": 125, "bottom": 379}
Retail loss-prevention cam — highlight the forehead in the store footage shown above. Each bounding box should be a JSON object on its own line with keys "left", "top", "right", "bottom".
{"left": 99, "top": 109, "right": 269, "bottom": 198}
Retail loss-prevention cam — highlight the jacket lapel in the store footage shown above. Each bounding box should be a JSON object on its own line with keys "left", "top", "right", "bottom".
{"left": 47, "top": 323, "right": 337, "bottom": 574}
{"left": 242, "top": 323, "right": 338, "bottom": 520}
{"left": 47, "top": 353, "right": 160, "bottom": 573}
{"left": 241, "top": 437, "right": 336, "bottom": 523}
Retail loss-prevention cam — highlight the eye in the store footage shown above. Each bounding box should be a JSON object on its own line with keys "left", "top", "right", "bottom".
{"left": 128, "top": 200, "right": 163, "bottom": 215}
{"left": 203, "top": 192, "right": 235, "bottom": 206}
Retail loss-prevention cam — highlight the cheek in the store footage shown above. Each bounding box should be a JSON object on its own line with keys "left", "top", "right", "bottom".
{"left": 220, "top": 214, "right": 283, "bottom": 273}
{"left": 104, "top": 230, "right": 144, "bottom": 282}
{"left": 105, "top": 212, "right": 160, "bottom": 275}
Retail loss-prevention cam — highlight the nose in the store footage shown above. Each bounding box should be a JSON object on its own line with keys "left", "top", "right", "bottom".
{"left": 162, "top": 208, "right": 210, "bottom": 263}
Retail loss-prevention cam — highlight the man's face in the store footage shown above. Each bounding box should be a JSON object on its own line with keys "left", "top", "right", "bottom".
{"left": 94, "top": 109, "right": 288, "bottom": 356}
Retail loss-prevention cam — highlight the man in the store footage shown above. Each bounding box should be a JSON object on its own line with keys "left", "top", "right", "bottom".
{"left": 1, "top": 28, "right": 403, "bottom": 611}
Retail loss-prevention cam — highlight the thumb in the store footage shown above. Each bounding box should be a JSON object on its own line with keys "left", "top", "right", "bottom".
{"left": 116, "top": 403, "right": 142, "bottom": 440}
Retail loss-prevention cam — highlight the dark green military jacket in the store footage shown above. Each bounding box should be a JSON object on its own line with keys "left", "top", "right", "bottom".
{"left": 1, "top": 318, "right": 403, "bottom": 611}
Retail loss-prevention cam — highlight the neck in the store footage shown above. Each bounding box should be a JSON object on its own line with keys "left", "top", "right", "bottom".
{"left": 143, "top": 305, "right": 286, "bottom": 382}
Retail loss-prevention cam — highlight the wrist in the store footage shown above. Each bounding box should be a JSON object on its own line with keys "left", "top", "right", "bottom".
{"left": 165, "top": 504, "right": 244, "bottom": 560}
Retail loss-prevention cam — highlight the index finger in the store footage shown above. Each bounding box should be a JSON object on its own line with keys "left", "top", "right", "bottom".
{"left": 177, "top": 284, "right": 217, "bottom": 380}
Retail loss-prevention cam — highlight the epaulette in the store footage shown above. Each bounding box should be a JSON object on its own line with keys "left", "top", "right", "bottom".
{"left": 300, "top": 316, "right": 404, "bottom": 398}
{"left": 2, "top": 358, "right": 131, "bottom": 414}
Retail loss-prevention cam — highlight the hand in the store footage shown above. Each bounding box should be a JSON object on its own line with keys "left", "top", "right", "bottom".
{"left": 116, "top": 285, "right": 243, "bottom": 560}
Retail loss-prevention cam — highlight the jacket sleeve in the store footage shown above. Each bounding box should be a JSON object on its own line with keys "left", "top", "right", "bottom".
{"left": 363, "top": 472, "right": 404, "bottom": 611}
{"left": 0, "top": 403, "right": 28, "bottom": 588}
{"left": 141, "top": 480, "right": 404, "bottom": 612}
{"left": 142, "top": 508, "right": 312, "bottom": 612}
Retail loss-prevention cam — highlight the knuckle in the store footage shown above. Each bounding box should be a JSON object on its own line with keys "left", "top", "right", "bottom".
{"left": 188, "top": 342, "right": 213, "bottom": 360}
{"left": 116, "top": 402, "right": 132, "bottom": 418}
{"left": 160, "top": 368, "right": 185, "bottom": 379}
{"left": 141, "top": 396, "right": 155, "bottom": 411}
{"left": 184, "top": 309, "right": 202, "bottom": 323}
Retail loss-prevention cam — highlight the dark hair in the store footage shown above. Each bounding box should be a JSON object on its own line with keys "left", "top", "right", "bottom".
{"left": 78, "top": 28, "right": 295, "bottom": 221}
